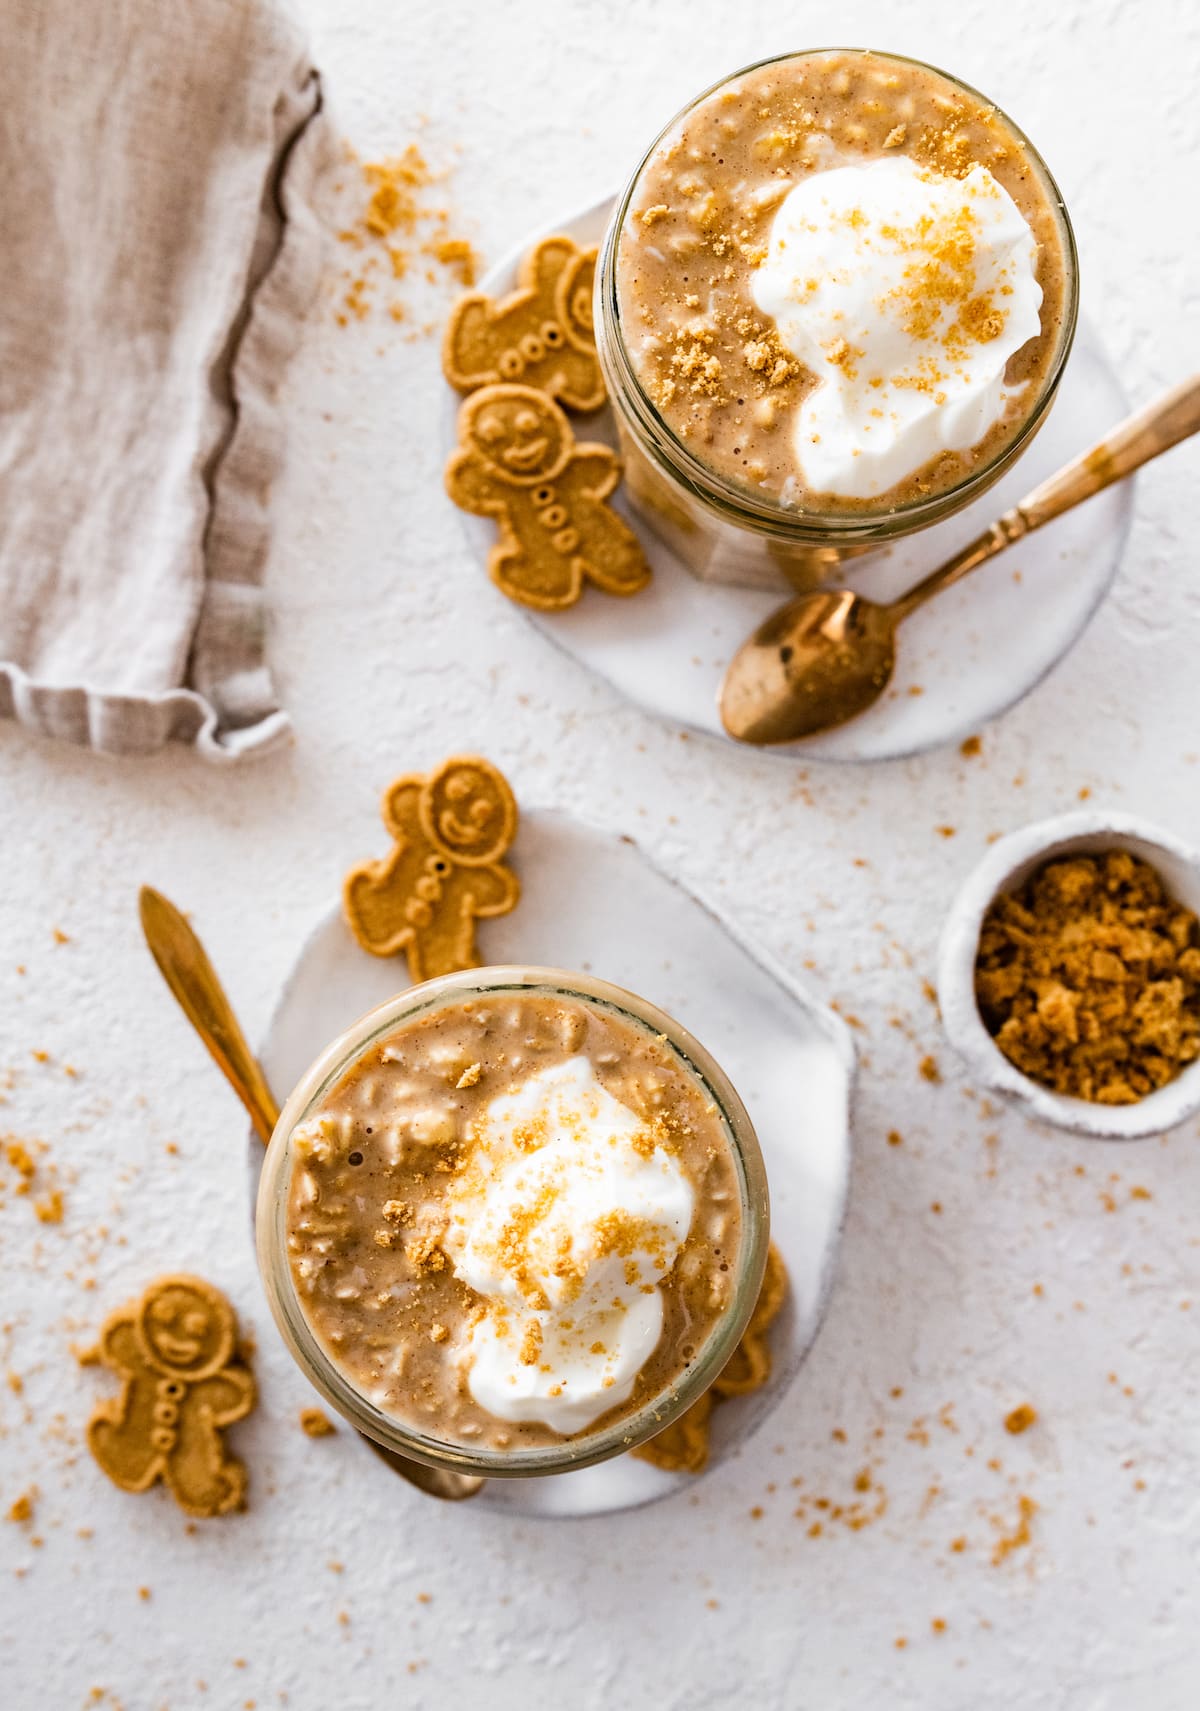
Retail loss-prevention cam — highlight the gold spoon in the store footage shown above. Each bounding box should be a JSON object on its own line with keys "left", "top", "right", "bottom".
{"left": 138, "top": 886, "right": 484, "bottom": 1503}
{"left": 720, "top": 375, "right": 1200, "bottom": 746}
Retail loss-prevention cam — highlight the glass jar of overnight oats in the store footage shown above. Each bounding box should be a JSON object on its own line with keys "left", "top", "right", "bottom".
{"left": 256, "top": 967, "right": 769, "bottom": 1478}
{"left": 597, "top": 48, "right": 1079, "bottom": 590}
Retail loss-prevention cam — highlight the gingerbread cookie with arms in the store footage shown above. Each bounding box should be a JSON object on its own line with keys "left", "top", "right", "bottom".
{"left": 446, "top": 384, "right": 650, "bottom": 611}
{"left": 633, "top": 1244, "right": 789, "bottom": 1474}
{"left": 87, "top": 1275, "right": 255, "bottom": 1517}
{"left": 344, "top": 755, "right": 520, "bottom": 982}
{"left": 443, "top": 234, "right": 604, "bottom": 412}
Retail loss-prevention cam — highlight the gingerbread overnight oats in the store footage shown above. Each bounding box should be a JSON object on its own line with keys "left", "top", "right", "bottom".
{"left": 257, "top": 969, "right": 768, "bottom": 1475}
{"left": 598, "top": 49, "right": 1078, "bottom": 586}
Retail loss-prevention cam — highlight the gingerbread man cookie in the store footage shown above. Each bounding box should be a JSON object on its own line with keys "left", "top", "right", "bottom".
{"left": 443, "top": 235, "right": 604, "bottom": 412}
{"left": 87, "top": 1276, "right": 255, "bottom": 1517}
{"left": 632, "top": 1244, "right": 789, "bottom": 1475}
{"left": 445, "top": 385, "right": 650, "bottom": 611}
{"left": 711, "top": 1241, "right": 788, "bottom": 1399}
{"left": 344, "top": 755, "right": 520, "bottom": 982}
{"left": 632, "top": 1390, "right": 714, "bottom": 1477}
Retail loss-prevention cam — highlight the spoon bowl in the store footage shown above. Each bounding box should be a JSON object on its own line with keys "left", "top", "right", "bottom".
{"left": 719, "top": 376, "right": 1200, "bottom": 747}
{"left": 720, "top": 588, "right": 897, "bottom": 745}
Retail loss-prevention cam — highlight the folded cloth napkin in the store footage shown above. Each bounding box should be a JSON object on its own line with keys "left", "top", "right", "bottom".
{"left": 0, "top": 0, "right": 329, "bottom": 759}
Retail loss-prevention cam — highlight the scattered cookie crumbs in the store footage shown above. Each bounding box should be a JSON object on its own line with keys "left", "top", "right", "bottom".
{"left": 975, "top": 850, "right": 1200, "bottom": 1103}
{"left": 138, "top": 1586, "right": 152, "bottom": 1602}
{"left": 1130, "top": 1185, "right": 1152, "bottom": 1201}
{"left": 425, "top": 237, "right": 477, "bottom": 286}
{"left": 34, "top": 1188, "right": 64, "bottom": 1224}
{"left": 456, "top": 1063, "right": 482, "bottom": 1090}
{"left": 7, "top": 1489, "right": 35, "bottom": 1524}
{"left": 52, "top": 928, "right": 70, "bottom": 945}
{"left": 1004, "top": 1403, "right": 1037, "bottom": 1435}
{"left": 918, "top": 1055, "right": 941, "bottom": 1083}
{"left": 886, "top": 1129, "right": 903, "bottom": 1147}
{"left": 4, "top": 1140, "right": 36, "bottom": 1189}
{"left": 960, "top": 735, "right": 982, "bottom": 757}
{"left": 936, "top": 826, "right": 956, "bottom": 839}
{"left": 299, "top": 1407, "right": 337, "bottom": 1438}
{"left": 333, "top": 142, "right": 478, "bottom": 331}
{"left": 990, "top": 1494, "right": 1037, "bottom": 1565}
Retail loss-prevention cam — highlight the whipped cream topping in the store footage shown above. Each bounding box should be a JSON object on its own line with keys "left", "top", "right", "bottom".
{"left": 444, "top": 1056, "right": 695, "bottom": 1433}
{"left": 751, "top": 156, "right": 1043, "bottom": 499}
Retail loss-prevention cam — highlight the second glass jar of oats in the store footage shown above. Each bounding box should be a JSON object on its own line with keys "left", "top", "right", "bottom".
{"left": 597, "top": 48, "right": 1079, "bottom": 590}
{"left": 257, "top": 966, "right": 769, "bottom": 1477}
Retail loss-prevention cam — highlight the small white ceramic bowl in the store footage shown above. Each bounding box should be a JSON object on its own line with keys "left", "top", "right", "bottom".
{"left": 938, "top": 810, "right": 1200, "bottom": 1139}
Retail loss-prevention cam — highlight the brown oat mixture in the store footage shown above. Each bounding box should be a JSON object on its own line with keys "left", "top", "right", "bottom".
{"left": 975, "top": 851, "right": 1200, "bottom": 1103}
{"left": 285, "top": 992, "right": 742, "bottom": 1450}
{"left": 615, "top": 49, "right": 1069, "bottom": 510}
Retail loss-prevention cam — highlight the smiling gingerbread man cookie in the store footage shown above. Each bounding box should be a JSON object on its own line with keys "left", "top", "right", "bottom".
{"left": 443, "top": 235, "right": 604, "bottom": 412}
{"left": 344, "top": 755, "right": 520, "bottom": 982}
{"left": 446, "top": 385, "right": 650, "bottom": 611}
{"left": 87, "top": 1276, "right": 255, "bottom": 1517}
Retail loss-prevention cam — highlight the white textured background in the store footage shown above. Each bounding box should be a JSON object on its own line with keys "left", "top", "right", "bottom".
{"left": 3, "top": 1, "right": 1200, "bottom": 1706}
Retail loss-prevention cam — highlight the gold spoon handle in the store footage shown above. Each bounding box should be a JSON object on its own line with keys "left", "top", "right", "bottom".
{"left": 139, "top": 886, "right": 280, "bottom": 1145}
{"left": 893, "top": 373, "right": 1200, "bottom": 621}
{"left": 139, "top": 885, "right": 484, "bottom": 1501}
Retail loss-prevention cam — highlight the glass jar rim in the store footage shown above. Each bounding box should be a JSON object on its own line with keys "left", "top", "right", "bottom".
{"left": 256, "top": 965, "right": 770, "bottom": 1478}
{"left": 598, "top": 45, "right": 1080, "bottom": 540}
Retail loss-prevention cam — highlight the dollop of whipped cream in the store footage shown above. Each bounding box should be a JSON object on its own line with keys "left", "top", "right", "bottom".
{"left": 751, "top": 155, "right": 1043, "bottom": 499}
{"left": 443, "top": 1056, "right": 694, "bottom": 1434}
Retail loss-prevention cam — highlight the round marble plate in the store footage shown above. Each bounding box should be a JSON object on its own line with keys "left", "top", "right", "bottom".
{"left": 441, "top": 195, "right": 1133, "bottom": 762}
{"left": 249, "top": 809, "right": 854, "bottom": 1518}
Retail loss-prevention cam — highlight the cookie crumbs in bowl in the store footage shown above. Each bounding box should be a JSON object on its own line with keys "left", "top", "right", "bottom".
{"left": 975, "top": 850, "right": 1200, "bottom": 1104}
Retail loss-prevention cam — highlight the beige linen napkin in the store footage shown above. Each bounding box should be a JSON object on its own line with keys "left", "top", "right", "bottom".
{"left": 0, "top": 0, "right": 330, "bottom": 759}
